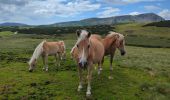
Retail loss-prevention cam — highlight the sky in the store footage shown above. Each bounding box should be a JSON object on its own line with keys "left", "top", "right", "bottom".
{"left": 0, "top": 0, "right": 170, "bottom": 25}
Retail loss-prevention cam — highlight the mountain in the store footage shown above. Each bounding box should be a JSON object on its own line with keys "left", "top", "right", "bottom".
{"left": 0, "top": 22, "right": 29, "bottom": 26}
{"left": 51, "top": 13, "right": 165, "bottom": 27}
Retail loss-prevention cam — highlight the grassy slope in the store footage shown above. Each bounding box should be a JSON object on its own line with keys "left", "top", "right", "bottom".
{"left": 0, "top": 24, "right": 170, "bottom": 99}
{"left": 115, "top": 23, "right": 170, "bottom": 48}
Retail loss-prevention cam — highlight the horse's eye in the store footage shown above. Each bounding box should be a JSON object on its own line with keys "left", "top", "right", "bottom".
{"left": 77, "top": 45, "right": 79, "bottom": 48}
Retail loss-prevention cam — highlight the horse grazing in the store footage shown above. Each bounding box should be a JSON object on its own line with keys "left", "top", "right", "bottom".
{"left": 91, "top": 31, "right": 126, "bottom": 79}
{"left": 71, "top": 29, "right": 104, "bottom": 96}
{"left": 28, "top": 40, "right": 66, "bottom": 72}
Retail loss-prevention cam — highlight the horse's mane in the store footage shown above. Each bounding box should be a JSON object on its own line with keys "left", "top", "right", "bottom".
{"left": 28, "top": 40, "right": 46, "bottom": 65}
{"left": 107, "top": 31, "right": 124, "bottom": 41}
{"left": 77, "top": 30, "right": 88, "bottom": 44}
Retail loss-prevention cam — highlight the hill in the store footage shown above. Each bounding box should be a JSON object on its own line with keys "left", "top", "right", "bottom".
{"left": 143, "top": 20, "right": 170, "bottom": 27}
{"left": 0, "top": 22, "right": 29, "bottom": 26}
{"left": 51, "top": 13, "right": 165, "bottom": 27}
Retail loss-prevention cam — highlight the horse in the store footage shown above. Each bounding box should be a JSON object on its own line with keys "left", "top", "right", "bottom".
{"left": 91, "top": 31, "right": 126, "bottom": 79}
{"left": 71, "top": 29, "right": 104, "bottom": 97}
{"left": 28, "top": 40, "right": 66, "bottom": 72}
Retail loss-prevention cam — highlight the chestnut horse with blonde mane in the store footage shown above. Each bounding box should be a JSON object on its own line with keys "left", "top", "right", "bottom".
{"left": 91, "top": 31, "right": 126, "bottom": 79}
{"left": 71, "top": 31, "right": 126, "bottom": 79}
{"left": 71, "top": 29, "right": 104, "bottom": 97}
{"left": 28, "top": 40, "right": 66, "bottom": 72}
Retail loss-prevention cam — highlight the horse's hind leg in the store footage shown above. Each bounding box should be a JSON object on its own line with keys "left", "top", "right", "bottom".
{"left": 100, "top": 56, "right": 104, "bottom": 71}
{"left": 97, "top": 62, "right": 102, "bottom": 75}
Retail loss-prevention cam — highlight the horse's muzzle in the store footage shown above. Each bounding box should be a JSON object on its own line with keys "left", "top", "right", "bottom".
{"left": 121, "top": 51, "right": 126, "bottom": 56}
{"left": 79, "top": 62, "right": 88, "bottom": 69}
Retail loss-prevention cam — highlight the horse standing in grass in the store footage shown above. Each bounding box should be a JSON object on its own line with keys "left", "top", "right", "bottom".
{"left": 91, "top": 31, "right": 126, "bottom": 79}
{"left": 71, "top": 29, "right": 104, "bottom": 97}
{"left": 28, "top": 40, "right": 66, "bottom": 72}
{"left": 71, "top": 31, "right": 126, "bottom": 79}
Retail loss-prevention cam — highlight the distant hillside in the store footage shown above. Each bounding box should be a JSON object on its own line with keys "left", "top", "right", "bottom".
{"left": 143, "top": 20, "right": 170, "bottom": 27}
{"left": 51, "top": 13, "right": 165, "bottom": 27}
{"left": 0, "top": 22, "right": 29, "bottom": 26}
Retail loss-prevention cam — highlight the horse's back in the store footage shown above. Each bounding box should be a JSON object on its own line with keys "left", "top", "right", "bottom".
{"left": 91, "top": 34, "right": 102, "bottom": 42}
{"left": 43, "top": 42, "right": 62, "bottom": 55}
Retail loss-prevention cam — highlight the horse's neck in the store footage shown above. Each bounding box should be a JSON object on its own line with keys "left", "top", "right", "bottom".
{"left": 30, "top": 41, "right": 44, "bottom": 63}
{"left": 102, "top": 38, "right": 114, "bottom": 49}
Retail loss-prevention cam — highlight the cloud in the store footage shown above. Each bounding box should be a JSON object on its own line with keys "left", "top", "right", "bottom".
{"left": 0, "top": 0, "right": 29, "bottom": 6}
{"left": 32, "top": 0, "right": 101, "bottom": 17}
{"left": 129, "top": 12, "right": 141, "bottom": 15}
{"left": 0, "top": 0, "right": 101, "bottom": 24}
{"left": 144, "top": 5, "right": 161, "bottom": 10}
{"left": 158, "top": 9, "right": 170, "bottom": 19}
{"left": 97, "top": 7, "right": 120, "bottom": 18}
{"left": 100, "top": 0, "right": 162, "bottom": 5}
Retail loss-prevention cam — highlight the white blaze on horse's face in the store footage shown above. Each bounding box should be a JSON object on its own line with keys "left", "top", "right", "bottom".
{"left": 76, "top": 30, "right": 91, "bottom": 68}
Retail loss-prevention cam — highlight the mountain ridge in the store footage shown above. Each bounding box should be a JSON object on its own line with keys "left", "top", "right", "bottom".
{"left": 0, "top": 13, "right": 165, "bottom": 27}
{"left": 51, "top": 13, "right": 165, "bottom": 27}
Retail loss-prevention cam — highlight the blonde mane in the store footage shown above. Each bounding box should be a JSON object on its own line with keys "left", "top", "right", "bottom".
{"left": 28, "top": 40, "right": 46, "bottom": 65}
{"left": 107, "top": 31, "right": 124, "bottom": 41}
{"left": 76, "top": 30, "right": 88, "bottom": 44}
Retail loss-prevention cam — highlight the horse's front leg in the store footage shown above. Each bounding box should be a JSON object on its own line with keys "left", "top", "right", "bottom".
{"left": 44, "top": 55, "right": 48, "bottom": 71}
{"left": 77, "top": 65, "right": 83, "bottom": 92}
{"left": 109, "top": 53, "right": 114, "bottom": 79}
{"left": 86, "top": 63, "right": 93, "bottom": 97}
{"left": 55, "top": 53, "right": 61, "bottom": 67}
{"left": 42, "top": 55, "right": 46, "bottom": 70}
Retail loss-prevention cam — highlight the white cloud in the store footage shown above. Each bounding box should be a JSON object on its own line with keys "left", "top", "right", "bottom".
{"left": 144, "top": 5, "right": 161, "bottom": 10}
{"left": 0, "top": 0, "right": 101, "bottom": 23}
{"left": 158, "top": 9, "right": 170, "bottom": 20}
{"left": 97, "top": 7, "right": 120, "bottom": 18}
{"left": 99, "top": 0, "right": 162, "bottom": 5}
{"left": 129, "top": 12, "right": 141, "bottom": 15}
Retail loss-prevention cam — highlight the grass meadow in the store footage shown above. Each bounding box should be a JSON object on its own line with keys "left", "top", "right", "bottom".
{"left": 0, "top": 23, "right": 170, "bottom": 99}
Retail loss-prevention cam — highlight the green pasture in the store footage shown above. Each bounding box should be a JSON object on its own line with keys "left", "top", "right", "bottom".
{"left": 0, "top": 24, "right": 170, "bottom": 99}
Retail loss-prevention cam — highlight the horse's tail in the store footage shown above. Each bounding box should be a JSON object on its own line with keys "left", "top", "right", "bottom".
{"left": 28, "top": 40, "right": 46, "bottom": 64}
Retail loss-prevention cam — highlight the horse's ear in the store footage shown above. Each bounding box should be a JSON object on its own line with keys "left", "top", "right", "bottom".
{"left": 76, "top": 29, "right": 81, "bottom": 37}
{"left": 87, "top": 31, "right": 91, "bottom": 38}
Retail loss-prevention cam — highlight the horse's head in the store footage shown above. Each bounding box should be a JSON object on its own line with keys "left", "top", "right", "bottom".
{"left": 28, "top": 59, "right": 36, "bottom": 72}
{"left": 76, "top": 29, "right": 91, "bottom": 68}
{"left": 59, "top": 41, "right": 66, "bottom": 60}
{"left": 116, "top": 34, "right": 126, "bottom": 56}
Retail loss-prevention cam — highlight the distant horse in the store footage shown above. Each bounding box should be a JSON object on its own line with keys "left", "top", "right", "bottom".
{"left": 91, "top": 31, "right": 126, "bottom": 79}
{"left": 71, "top": 29, "right": 104, "bottom": 96}
{"left": 28, "top": 40, "right": 66, "bottom": 72}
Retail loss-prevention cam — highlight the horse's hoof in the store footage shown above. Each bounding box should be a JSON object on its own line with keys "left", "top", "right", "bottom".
{"left": 29, "top": 70, "right": 33, "bottom": 72}
{"left": 77, "top": 85, "right": 83, "bottom": 92}
{"left": 86, "top": 91, "right": 91, "bottom": 97}
{"left": 110, "top": 67, "right": 113, "bottom": 71}
{"left": 98, "top": 71, "right": 101, "bottom": 75}
{"left": 100, "top": 68, "right": 103, "bottom": 71}
{"left": 108, "top": 76, "right": 113, "bottom": 79}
